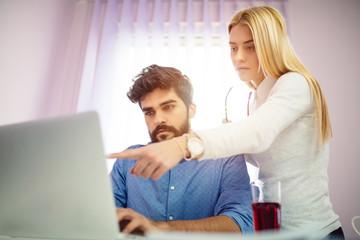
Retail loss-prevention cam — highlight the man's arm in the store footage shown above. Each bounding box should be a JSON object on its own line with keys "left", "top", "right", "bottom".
{"left": 213, "top": 155, "right": 254, "bottom": 233}
{"left": 117, "top": 208, "right": 240, "bottom": 234}
{"left": 110, "top": 145, "right": 145, "bottom": 207}
{"left": 110, "top": 160, "right": 127, "bottom": 207}
{"left": 158, "top": 215, "right": 240, "bottom": 232}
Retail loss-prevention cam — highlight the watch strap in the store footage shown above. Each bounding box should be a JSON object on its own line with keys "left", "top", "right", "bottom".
{"left": 172, "top": 137, "right": 191, "bottom": 161}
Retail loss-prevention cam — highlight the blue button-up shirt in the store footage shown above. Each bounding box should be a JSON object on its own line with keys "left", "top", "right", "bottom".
{"left": 110, "top": 144, "right": 253, "bottom": 233}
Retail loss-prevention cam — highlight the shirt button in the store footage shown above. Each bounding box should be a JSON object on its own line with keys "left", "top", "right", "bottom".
{"left": 169, "top": 216, "right": 174, "bottom": 220}
{"left": 170, "top": 186, "right": 175, "bottom": 190}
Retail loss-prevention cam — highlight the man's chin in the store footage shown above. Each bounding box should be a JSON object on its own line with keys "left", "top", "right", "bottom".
{"left": 156, "top": 132, "right": 175, "bottom": 142}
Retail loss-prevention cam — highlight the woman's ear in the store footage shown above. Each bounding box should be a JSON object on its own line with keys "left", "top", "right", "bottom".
{"left": 188, "top": 103, "right": 196, "bottom": 119}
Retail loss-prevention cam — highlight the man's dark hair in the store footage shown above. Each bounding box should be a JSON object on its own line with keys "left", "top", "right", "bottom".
{"left": 127, "top": 64, "right": 194, "bottom": 108}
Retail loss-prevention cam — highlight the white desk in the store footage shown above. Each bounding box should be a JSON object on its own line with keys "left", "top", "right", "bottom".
{"left": 0, "top": 229, "right": 325, "bottom": 240}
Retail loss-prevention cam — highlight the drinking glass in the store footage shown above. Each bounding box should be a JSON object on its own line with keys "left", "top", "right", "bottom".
{"left": 251, "top": 180, "right": 281, "bottom": 232}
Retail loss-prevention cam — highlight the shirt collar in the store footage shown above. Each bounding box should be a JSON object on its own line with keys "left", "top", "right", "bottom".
{"left": 254, "top": 75, "right": 277, "bottom": 100}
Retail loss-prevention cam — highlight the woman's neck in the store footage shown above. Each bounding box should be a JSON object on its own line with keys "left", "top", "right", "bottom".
{"left": 251, "top": 77, "right": 265, "bottom": 90}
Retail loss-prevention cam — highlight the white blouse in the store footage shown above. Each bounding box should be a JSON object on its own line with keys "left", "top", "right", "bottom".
{"left": 195, "top": 72, "right": 341, "bottom": 236}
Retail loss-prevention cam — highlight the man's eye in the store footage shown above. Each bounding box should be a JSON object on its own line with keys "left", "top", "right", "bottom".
{"left": 230, "top": 47, "right": 237, "bottom": 52}
{"left": 164, "top": 105, "right": 174, "bottom": 110}
{"left": 145, "top": 111, "right": 154, "bottom": 116}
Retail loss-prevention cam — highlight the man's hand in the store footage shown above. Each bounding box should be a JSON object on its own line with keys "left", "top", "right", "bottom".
{"left": 117, "top": 208, "right": 168, "bottom": 234}
{"left": 107, "top": 136, "right": 186, "bottom": 180}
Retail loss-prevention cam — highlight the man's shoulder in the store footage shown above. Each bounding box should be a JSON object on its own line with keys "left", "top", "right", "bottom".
{"left": 126, "top": 143, "right": 147, "bottom": 150}
{"left": 207, "top": 154, "right": 245, "bottom": 164}
{"left": 112, "top": 144, "right": 147, "bottom": 166}
{"left": 195, "top": 154, "right": 246, "bottom": 172}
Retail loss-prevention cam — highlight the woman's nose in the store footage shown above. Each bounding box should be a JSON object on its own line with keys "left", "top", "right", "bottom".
{"left": 235, "top": 49, "right": 245, "bottom": 63}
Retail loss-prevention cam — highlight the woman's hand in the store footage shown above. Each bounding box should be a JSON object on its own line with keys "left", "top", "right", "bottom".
{"left": 107, "top": 136, "right": 186, "bottom": 180}
{"left": 222, "top": 118, "right": 232, "bottom": 124}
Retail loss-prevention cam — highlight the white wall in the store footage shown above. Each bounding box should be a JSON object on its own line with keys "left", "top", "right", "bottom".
{"left": 288, "top": 0, "right": 360, "bottom": 238}
{"left": 0, "top": 0, "right": 359, "bottom": 238}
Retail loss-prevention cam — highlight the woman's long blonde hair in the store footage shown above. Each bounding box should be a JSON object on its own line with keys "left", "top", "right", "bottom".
{"left": 228, "top": 5, "right": 332, "bottom": 147}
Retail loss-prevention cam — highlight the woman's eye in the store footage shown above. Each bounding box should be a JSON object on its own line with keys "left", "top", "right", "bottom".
{"left": 247, "top": 45, "right": 255, "bottom": 50}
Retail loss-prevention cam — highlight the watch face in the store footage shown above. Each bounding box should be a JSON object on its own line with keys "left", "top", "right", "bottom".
{"left": 188, "top": 138, "right": 204, "bottom": 156}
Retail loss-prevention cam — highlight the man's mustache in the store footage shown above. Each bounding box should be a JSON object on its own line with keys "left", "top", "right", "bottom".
{"left": 152, "top": 125, "right": 176, "bottom": 136}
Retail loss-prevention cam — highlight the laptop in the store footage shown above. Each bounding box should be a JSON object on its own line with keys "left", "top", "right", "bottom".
{"left": 0, "top": 112, "right": 120, "bottom": 239}
{"left": 0, "top": 112, "right": 327, "bottom": 240}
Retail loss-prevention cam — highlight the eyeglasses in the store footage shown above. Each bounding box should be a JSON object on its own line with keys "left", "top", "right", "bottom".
{"left": 224, "top": 86, "right": 233, "bottom": 122}
{"left": 225, "top": 87, "right": 253, "bottom": 121}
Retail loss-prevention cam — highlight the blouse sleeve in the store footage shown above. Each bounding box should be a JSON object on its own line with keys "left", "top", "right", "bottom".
{"left": 195, "top": 72, "right": 314, "bottom": 160}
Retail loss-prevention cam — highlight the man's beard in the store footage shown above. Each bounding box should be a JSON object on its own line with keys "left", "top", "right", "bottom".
{"left": 149, "top": 117, "right": 190, "bottom": 143}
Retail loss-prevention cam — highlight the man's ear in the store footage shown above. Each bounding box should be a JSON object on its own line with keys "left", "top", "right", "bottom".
{"left": 188, "top": 103, "right": 196, "bottom": 119}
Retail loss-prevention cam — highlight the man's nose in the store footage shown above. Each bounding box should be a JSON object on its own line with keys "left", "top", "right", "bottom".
{"left": 154, "top": 113, "right": 166, "bottom": 125}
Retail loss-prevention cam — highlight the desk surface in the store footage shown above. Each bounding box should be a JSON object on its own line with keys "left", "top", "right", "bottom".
{"left": 0, "top": 229, "right": 326, "bottom": 240}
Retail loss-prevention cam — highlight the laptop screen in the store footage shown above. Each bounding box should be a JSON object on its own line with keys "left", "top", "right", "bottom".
{"left": 0, "top": 112, "right": 119, "bottom": 239}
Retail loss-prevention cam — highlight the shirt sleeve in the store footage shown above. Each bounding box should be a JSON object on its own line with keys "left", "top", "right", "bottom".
{"left": 109, "top": 144, "right": 143, "bottom": 208}
{"left": 214, "top": 154, "right": 253, "bottom": 233}
{"left": 195, "top": 72, "right": 313, "bottom": 160}
{"left": 110, "top": 160, "right": 127, "bottom": 208}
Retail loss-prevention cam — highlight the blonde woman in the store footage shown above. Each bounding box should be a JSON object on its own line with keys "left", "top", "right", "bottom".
{"left": 109, "top": 6, "right": 343, "bottom": 238}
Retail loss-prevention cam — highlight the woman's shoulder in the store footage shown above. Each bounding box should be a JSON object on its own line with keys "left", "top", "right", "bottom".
{"left": 274, "top": 72, "right": 309, "bottom": 92}
{"left": 269, "top": 72, "right": 312, "bottom": 105}
{"left": 278, "top": 71, "right": 307, "bottom": 83}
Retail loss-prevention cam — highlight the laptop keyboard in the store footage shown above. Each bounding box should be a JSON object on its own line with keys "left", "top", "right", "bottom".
{"left": 118, "top": 233, "right": 147, "bottom": 239}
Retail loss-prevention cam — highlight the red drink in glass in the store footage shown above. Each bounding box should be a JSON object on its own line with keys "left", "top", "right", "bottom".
{"left": 252, "top": 202, "right": 281, "bottom": 231}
